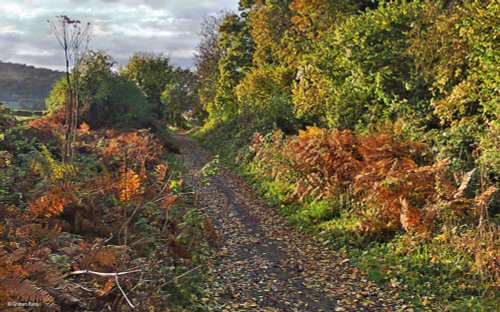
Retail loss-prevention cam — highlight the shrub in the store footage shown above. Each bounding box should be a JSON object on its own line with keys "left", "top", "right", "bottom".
{"left": 250, "top": 127, "right": 497, "bottom": 237}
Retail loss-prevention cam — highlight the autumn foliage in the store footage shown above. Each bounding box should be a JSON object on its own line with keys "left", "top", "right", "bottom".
{"left": 0, "top": 113, "right": 211, "bottom": 310}
{"left": 249, "top": 127, "right": 499, "bottom": 288}
{"left": 251, "top": 127, "right": 497, "bottom": 236}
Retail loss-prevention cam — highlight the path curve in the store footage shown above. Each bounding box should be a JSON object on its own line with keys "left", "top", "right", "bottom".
{"left": 176, "top": 133, "right": 412, "bottom": 312}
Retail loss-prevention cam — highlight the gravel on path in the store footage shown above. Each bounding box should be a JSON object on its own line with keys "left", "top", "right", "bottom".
{"left": 176, "top": 133, "right": 413, "bottom": 312}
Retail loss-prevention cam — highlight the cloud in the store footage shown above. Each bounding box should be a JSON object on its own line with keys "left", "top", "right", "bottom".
{"left": 0, "top": 0, "right": 238, "bottom": 70}
{"left": 0, "top": 26, "right": 25, "bottom": 35}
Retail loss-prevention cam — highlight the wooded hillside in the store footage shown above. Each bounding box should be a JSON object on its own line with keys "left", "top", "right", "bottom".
{"left": 0, "top": 61, "right": 62, "bottom": 110}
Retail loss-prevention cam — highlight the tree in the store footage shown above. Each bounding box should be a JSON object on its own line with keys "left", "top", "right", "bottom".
{"left": 46, "top": 51, "right": 154, "bottom": 129}
{"left": 45, "top": 77, "right": 69, "bottom": 113}
{"left": 232, "top": 1, "right": 296, "bottom": 131}
{"left": 120, "top": 54, "right": 175, "bottom": 120}
{"left": 194, "top": 13, "right": 226, "bottom": 118}
{"left": 407, "top": 0, "right": 500, "bottom": 174}
{"left": 212, "top": 13, "right": 254, "bottom": 120}
{"left": 48, "top": 16, "right": 90, "bottom": 162}
{"left": 240, "top": 0, "right": 292, "bottom": 67}
{"left": 290, "top": 1, "right": 431, "bottom": 130}
{"left": 81, "top": 51, "right": 154, "bottom": 128}
{"left": 162, "top": 68, "right": 200, "bottom": 128}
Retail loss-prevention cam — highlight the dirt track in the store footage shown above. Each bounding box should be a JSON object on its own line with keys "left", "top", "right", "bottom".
{"left": 176, "top": 134, "right": 412, "bottom": 312}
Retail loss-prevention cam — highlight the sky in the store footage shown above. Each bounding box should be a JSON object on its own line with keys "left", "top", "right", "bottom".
{"left": 0, "top": 0, "right": 239, "bottom": 71}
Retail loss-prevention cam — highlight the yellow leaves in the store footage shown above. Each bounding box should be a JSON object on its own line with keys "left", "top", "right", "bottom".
{"left": 290, "top": 15, "right": 302, "bottom": 26}
{"left": 292, "top": 64, "right": 332, "bottom": 119}
{"left": 118, "top": 167, "right": 144, "bottom": 202}
{"left": 235, "top": 67, "right": 278, "bottom": 112}
{"left": 0, "top": 151, "right": 12, "bottom": 168}
{"left": 154, "top": 163, "right": 169, "bottom": 182}
{"left": 29, "top": 190, "right": 70, "bottom": 219}
{"left": 389, "top": 277, "right": 401, "bottom": 288}
{"left": 289, "top": 0, "right": 336, "bottom": 38}
{"left": 432, "top": 80, "right": 475, "bottom": 125}
{"left": 298, "top": 126, "right": 325, "bottom": 139}
{"left": 30, "top": 145, "right": 77, "bottom": 182}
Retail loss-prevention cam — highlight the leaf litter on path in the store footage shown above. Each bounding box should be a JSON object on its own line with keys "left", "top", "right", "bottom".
{"left": 176, "top": 134, "right": 413, "bottom": 312}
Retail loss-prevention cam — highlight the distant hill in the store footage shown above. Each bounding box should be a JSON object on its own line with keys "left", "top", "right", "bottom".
{"left": 0, "top": 61, "right": 63, "bottom": 110}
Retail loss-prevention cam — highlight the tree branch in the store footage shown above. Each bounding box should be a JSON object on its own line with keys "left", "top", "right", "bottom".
{"left": 67, "top": 269, "right": 141, "bottom": 277}
{"left": 115, "top": 273, "right": 135, "bottom": 309}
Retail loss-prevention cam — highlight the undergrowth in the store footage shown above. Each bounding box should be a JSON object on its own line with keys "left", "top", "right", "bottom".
{"left": 0, "top": 106, "right": 216, "bottom": 311}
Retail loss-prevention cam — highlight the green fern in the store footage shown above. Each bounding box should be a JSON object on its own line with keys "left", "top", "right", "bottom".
{"left": 30, "top": 145, "right": 77, "bottom": 182}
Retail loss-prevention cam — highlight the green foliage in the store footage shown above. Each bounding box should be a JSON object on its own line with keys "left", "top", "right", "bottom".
{"left": 201, "top": 155, "right": 219, "bottom": 177}
{"left": 44, "top": 51, "right": 155, "bottom": 129}
{"left": 293, "top": 1, "right": 432, "bottom": 130}
{"left": 81, "top": 51, "right": 155, "bottom": 128}
{"left": 407, "top": 0, "right": 499, "bottom": 178}
{"left": 428, "top": 122, "right": 484, "bottom": 171}
{"left": 195, "top": 14, "right": 225, "bottom": 120}
{"left": 408, "top": 1, "right": 498, "bottom": 125}
{"left": 297, "top": 200, "right": 339, "bottom": 224}
{"left": 45, "top": 77, "right": 68, "bottom": 112}
{"left": 0, "top": 131, "right": 36, "bottom": 206}
{"left": 30, "top": 144, "right": 77, "bottom": 182}
{"left": 351, "top": 233, "right": 499, "bottom": 311}
{"left": 197, "top": 0, "right": 498, "bottom": 180}
{"left": 235, "top": 67, "right": 296, "bottom": 131}
{"left": 249, "top": 0, "right": 292, "bottom": 68}
{"left": 209, "top": 13, "right": 254, "bottom": 121}
{"left": 0, "top": 104, "right": 40, "bottom": 205}
{"left": 479, "top": 122, "right": 500, "bottom": 178}
{"left": 120, "top": 53, "right": 175, "bottom": 119}
{"left": 86, "top": 75, "right": 153, "bottom": 128}
{"left": 162, "top": 68, "right": 200, "bottom": 128}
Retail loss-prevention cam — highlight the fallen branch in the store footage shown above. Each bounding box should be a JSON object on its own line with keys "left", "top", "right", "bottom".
{"left": 115, "top": 273, "right": 135, "bottom": 309}
{"left": 69, "top": 281, "right": 94, "bottom": 293}
{"left": 67, "top": 269, "right": 140, "bottom": 309}
{"left": 67, "top": 269, "right": 141, "bottom": 277}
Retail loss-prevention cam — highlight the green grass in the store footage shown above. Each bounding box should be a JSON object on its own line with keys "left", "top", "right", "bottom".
{"left": 349, "top": 238, "right": 498, "bottom": 311}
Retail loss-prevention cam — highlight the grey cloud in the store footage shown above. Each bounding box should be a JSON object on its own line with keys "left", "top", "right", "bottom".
{"left": 0, "top": 0, "right": 239, "bottom": 70}
{"left": 0, "top": 34, "right": 22, "bottom": 61}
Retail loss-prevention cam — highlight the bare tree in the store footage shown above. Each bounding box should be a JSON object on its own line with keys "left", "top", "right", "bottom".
{"left": 48, "top": 16, "right": 90, "bottom": 162}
